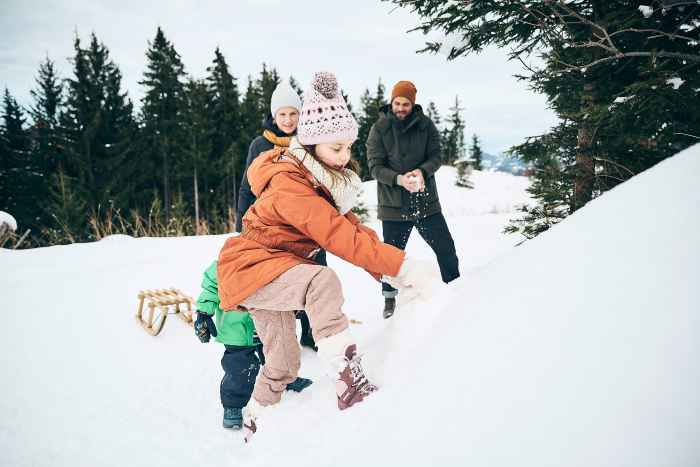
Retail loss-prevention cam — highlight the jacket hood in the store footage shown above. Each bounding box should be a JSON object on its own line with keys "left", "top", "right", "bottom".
{"left": 246, "top": 146, "right": 304, "bottom": 198}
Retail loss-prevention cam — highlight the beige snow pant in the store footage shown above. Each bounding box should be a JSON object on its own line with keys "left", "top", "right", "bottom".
{"left": 240, "top": 264, "right": 349, "bottom": 406}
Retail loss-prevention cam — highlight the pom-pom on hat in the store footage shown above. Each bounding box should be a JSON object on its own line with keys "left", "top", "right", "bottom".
{"left": 297, "top": 72, "right": 358, "bottom": 145}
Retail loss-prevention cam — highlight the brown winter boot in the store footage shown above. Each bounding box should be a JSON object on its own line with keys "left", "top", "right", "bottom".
{"left": 335, "top": 344, "right": 378, "bottom": 410}
{"left": 318, "top": 330, "right": 379, "bottom": 410}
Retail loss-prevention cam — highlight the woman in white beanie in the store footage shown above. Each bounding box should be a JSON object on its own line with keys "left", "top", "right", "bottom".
{"left": 237, "top": 79, "right": 302, "bottom": 232}
{"left": 217, "top": 71, "right": 420, "bottom": 442}
{"left": 236, "top": 79, "right": 319, "bottom": 351}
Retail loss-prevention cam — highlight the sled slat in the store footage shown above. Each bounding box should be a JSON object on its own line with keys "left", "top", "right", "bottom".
{"left": 135, "top": 288, "right": 194, "bottom": 336}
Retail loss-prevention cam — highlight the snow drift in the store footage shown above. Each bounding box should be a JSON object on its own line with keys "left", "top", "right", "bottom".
{"left": 345, "top": 144, "right": 700, "bottom": 467}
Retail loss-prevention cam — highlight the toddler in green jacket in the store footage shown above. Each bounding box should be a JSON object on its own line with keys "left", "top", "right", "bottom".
{"left": 194, "top": 260, "right": 312, "bottom": 429}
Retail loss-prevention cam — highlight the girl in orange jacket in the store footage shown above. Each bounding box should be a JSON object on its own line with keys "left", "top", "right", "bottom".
{"left": 216, "top": 72, "right": 419, "bottom": 442}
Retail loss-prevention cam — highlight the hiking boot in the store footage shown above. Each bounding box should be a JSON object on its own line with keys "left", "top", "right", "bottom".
{"left": 286, "top": 376, "right": 313, "bottom": 393}
{"left": 223, "top": 407, "right": 242, "bottom": 430}
{"left": 383, "top": 297, "right": 396, "bottom": 319}
{"left": 335, "top": 344, "right": 378, "bottom": 410}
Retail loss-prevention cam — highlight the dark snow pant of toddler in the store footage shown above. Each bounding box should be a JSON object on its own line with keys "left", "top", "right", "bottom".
{"left": 381, "top": 212, "right": 460, "bottom": 297}
{"left": 220, "top": 345, "right": 261, "bottom": 409}
{"left": 240, "top": 264, "right": 349, "bottom": 406}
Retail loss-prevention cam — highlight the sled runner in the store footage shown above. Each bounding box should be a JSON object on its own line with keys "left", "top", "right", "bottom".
{"left": 136, "top": 288, "right": 194, "bottom": 336}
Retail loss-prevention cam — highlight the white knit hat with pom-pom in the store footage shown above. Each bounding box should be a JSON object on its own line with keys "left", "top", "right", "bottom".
{"left": 297, "top": 72, "right": 358, "bottom": 145}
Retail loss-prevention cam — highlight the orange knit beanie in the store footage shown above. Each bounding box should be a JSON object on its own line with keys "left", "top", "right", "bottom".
{"left": 391, "top": 80, "right": 417, "bottom": 104}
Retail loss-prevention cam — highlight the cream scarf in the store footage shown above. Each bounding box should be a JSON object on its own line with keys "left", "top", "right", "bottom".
{"left": 288, "top": 137, "right": 362, "bottom": 215}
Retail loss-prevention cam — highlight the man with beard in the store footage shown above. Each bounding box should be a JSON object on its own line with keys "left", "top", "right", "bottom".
{"left": 367, "top": 80, "right": 460, "bottom": 319}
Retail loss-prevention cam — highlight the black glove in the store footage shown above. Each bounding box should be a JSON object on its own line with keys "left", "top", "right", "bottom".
{"left": 252, "top": 330, "right": 265, "bottom": 365}
{"left": 194, "top": 311, "right": 217, "bottom": 343}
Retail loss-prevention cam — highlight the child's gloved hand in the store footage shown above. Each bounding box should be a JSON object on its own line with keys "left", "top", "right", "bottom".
{"left": 252, "top": 330, "right": 265, "bottom": 365}
{"left": 382, "top": 256, "right": 422, "bottom": 289}
{"left": 194, "top": 311, "right": 218, "bottom": 343}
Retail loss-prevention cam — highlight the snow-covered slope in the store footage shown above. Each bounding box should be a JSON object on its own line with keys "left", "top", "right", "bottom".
{"left": 1, "top": 149, "right": 698, "bottom": 467}
{"left": 347, "top": 146, "right": 700, "bottom": 467}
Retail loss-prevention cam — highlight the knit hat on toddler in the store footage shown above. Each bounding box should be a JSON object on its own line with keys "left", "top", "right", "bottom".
{"left": 270, "top": 79, "right": 302, "bottom": 118}
{"left": 297, "top": 72, "right": 358, "bottom": 145}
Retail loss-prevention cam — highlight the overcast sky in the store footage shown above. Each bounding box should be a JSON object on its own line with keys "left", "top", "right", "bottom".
{"left": 2, "top": 0, "right": 558, "bottom": 154}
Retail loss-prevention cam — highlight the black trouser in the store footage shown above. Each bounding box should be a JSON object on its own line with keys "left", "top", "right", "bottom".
{"left": 381, "top": 212, "right": 460, "bottom": 297}
{"left": 220, "top": 345, "right": 260, "bottom": 409}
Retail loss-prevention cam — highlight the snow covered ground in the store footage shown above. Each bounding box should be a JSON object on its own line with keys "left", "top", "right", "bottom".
{"left": 1, "top": 153, "right": 699, "bottom": 467}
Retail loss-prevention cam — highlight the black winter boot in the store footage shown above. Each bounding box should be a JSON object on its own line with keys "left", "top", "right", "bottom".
{"left": 223, "top": 407, "right": 243, "bottom": 429}
{"left": 383, "top": 297, "right": 396, "bottom": 319}
{"left": 286, "top": 377, "right": 313, "bottom": 392}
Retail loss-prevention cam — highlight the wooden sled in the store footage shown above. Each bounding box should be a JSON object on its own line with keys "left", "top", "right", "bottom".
{"left": 136, "top": 288, "right": 194, "bottom": 336}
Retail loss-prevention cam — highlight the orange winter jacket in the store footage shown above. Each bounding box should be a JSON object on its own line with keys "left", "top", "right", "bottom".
{"left": 217, "top": 147, "right": 405, "bottom": 311}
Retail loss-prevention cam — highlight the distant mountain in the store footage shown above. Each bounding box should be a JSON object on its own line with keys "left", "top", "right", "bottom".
{"left": 481, "top": 151, "right": 530, "bottom": 175}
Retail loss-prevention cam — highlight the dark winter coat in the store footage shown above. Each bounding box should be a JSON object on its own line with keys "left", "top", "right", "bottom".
{"left": 236, "top": 115, "right": 294, "bottom": 232}
{"left": 366, "top": 104, "right": 443, "bottom": 221}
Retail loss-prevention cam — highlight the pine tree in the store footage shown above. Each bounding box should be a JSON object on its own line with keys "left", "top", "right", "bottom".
{"left": 469, "top": 134, "right": 483, "bottom": 171}
{"left": 237, "top": 65, "right": 281, "bottom": 162}
{"left": 238, "top": 75, "right": 260, "bottom": 140}
{"left": 237, "top": 75, "right": 260, "bottom": 196}
{"left": 139, "top": 27, "right": 186, "bottom": 220}
{"left": 60, "top": 33, "right": 137, "bottom": 223}
{"left": 45, "top": 168, "right": 87, "bottom": 243}
{"left": 26, "top": 57, "right": 64, "bottom": 231}
{"left": 455, "top": 160, "right": 473, "bottom": 188}
{"left": 455, "top": 132, "right": 481, "bottom": 188}
{"left": 388, "top": 0, "right": 700, "bottom": 239}
{"left": 355, "top": 79, "right": 387, "bottom": 181}
{"left": 257, "top": 64, "right": 280, "bottom": 113}
{"left": 1, "top": 88, "right": 36, "bottom": 227}
{"left": 0, "top": 98, "right": 7, "bottom": 208}
{"left": 504, "top": 128, "right": 573, "bottom": 239}
{"left": 206, "top": 47, "right": 241, "bottom": 220}
{"left": 341, "top": 89, "right": 354, "bottom": 115}
{"left": 443, "top": 95, "right": 466, "bottom": 166}
{"left": 182, "top": 78, "right": 213, "bottom": 230}
{"left": 30, "top": 56, "right": 63, "bottom": 174}
{"left": 426, "top": 101, "right": 441, "bottom": 127}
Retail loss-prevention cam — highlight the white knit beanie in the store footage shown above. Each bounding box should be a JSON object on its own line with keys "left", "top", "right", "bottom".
{"left": 270, "top": 79, "right": 302, "bottom": 118}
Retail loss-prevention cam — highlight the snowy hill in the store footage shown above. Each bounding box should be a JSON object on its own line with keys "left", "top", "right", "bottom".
{"left": 2, "top": 149, "right": 699, "bottom": 467}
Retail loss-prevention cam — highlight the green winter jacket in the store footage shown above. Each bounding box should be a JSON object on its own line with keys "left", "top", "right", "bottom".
{"left": 366, "top": 104, "right": 443, "bottom": 221}
{"left": 196, "top": 261, "right": 256, "bottom": 347}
